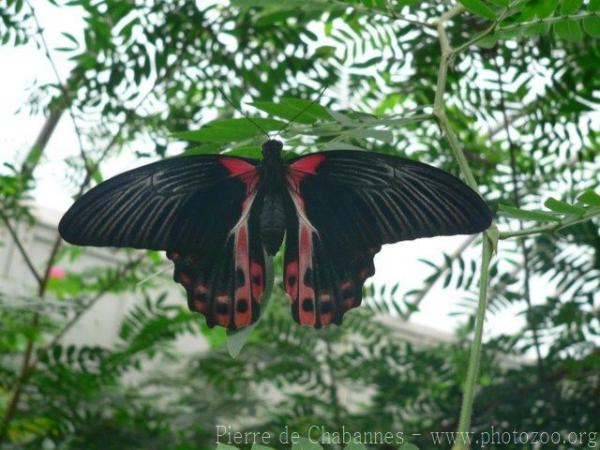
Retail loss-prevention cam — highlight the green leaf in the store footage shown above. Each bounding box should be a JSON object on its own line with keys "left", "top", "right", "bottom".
{"left": 554, "top": 19, "right": 583, "bottom": 41}
{"left": 560, "top": 0, "right": 582, "bottom": 14}
{"left": 329, "top": 110, "right": 356, "bottom": 126}
{"left": 544, "top": 197, "right": 586, "bottom": 215}
{"left": 227, "top": 324, "right": 256, "bottom": 358}
{"left": 343, "top": 128, "right": 394, "bottom": 143}
{"left": 499, "top": 204, "right": 562, "bottom": 222}
{"left": 459, "top": 0, "right": 497, "bottom": 19}
{"left": 589, "top": 0, "right": 600, "bottom": 12}
{"left": 323, "top": 141, "right": 367, "bottom": 151}
{"left": 60, "top": 32, "right": 79, "bottom": 46}
{"left": 250, "top": 98, "right": 331, "bottom": 124}
{"left": 282, "top": 97, "right": 332, "bottom": 121}
{"left": 352, "top": 55, "right": 382, "bottom": 68}
{"left": 476, "top": 35, "right": 499, "bottom": 48}
{"left": 182, "top": 143, "right": 222, "bottom": 155}
{"left": 251, "top": 445, "right": 277, "bottom": 450}
{"left": 291, "top": 438, "right": 323, "bottom": 450}
{"left": 254, "top": 9, "right": 296, "bottom": 26}
{"left": 216, "top": 445, "right": 240, "bottom": 450}
{"left": 582, "top": 16, "right": 600, "bottom": 37}
{"left": 172, "top": 118, "right": 285, "bottom": 143}
{"left": 226, "top": 146, "right": 263, "bottom": 159}
{"left": 531, "top": 0, "right": 559, "bottom": 18}
{"left": 578, "top": 190, "right": 600, "bottom": 206}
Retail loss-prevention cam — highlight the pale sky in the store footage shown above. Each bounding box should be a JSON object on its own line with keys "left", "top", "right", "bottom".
{"left": 1, "top": 1, "right": 534, "bottom": 341}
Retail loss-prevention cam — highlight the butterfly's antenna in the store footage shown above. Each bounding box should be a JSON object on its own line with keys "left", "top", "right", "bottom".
{"left": 216, "top": 87, "right": 271, "bottom": 140}
{"left": 276, "top": 84, "right": 329, "bottom": 137}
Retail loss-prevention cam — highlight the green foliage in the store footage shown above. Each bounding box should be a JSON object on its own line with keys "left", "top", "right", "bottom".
{"left": 1, "top": 0, "right": 599, "bottom": 449}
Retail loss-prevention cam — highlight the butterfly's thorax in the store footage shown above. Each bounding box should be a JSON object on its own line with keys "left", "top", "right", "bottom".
{"left": 258, "top": 140, "right": 288, "bottom": 255}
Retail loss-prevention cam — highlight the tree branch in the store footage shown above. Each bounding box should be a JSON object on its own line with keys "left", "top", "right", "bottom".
{"left": 26, "top": 0, "right": 87, "bottom": 166}
{"left": 454, "top": 236, "right": 493, "bottom": 449}
{"left": 0, "top": 212, "right": 42, "bottom": 284}
{"left": 0, "top": 27, "right": 190, "bottom": 444}
{"left": 432, "top": 7, "right": 499, "bottom": 450}
{"left": 499, "top": 208, "right": 600, "bottom": 239}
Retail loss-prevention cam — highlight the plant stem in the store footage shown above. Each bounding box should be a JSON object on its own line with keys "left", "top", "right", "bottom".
{"left": 453, "top": 237, "right": 493, "bottom": 450}
{"left": 20, "top": 107, "right": 65, "bottom": 183}
{"left": 0, "top": 212, "right": 43, "bottom": 284}
{"left": 497, "top": 11, "right": 600, "bottom": 32}
{"left": 432, "top": 7, "right": 498, "bottom": 448}
{"left": 499, "top": 208, "right": 600, "bottom": 239}
{"left": 433, "top": 7, "right": 479, "bottom": 192}
{"left": 0, "top": 237, "right": 59, "bottom": 443}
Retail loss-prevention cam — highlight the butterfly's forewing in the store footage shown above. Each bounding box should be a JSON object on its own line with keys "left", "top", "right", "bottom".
{"left": 283, "top": 150, "right": 492, "bottom": 328}
{"left": 59, "top": 155, "right": 266, "bottom": 329}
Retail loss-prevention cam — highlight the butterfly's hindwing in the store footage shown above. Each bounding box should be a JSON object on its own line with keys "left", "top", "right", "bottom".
{"left": 167, "top": 158, "right": 265, "bottom": 330}
{"left": 283, "top": 150, "right": 492, "bottom": 328}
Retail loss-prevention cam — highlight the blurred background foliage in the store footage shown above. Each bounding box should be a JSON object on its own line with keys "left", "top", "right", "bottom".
{"left": 0, "top": 0, "right": 599, "bottom": 449}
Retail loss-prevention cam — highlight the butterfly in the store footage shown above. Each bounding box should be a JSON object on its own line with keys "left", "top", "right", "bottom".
{"left": 59, "top": 139, "right": 492, "bottom": 330}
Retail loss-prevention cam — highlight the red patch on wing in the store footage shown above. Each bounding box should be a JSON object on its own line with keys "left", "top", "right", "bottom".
{"left": 220, "top": 157, "right": 259, "bottom": 193}
{"left": 251, "top": 261, "right": 264, "bottom": 302}
{"left": 234, "top": 225, "right": 252, "bottom": 328}
{"left": 290, "top": 154, "right": 326, "bottom": 175}
{"left": 287, "top": 154, "right": 326, "bottom": 195}
{"left": 220, "top": 157, "right": 256, "bottom": 176}
{"left": 298, "top": 224, "right": 316, "bottom": 326}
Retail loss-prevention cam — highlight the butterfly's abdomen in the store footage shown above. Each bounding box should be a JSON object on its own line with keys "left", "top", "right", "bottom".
{"left": 259, "top": 192, "right": 286, "bottom": 255}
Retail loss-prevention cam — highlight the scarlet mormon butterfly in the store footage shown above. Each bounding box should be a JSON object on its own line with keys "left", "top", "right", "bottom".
{"left": 59, "top": 106, "right": 492, "bottom": 330}
{"left": 59, "top": 139, "right": 492, "bottom": 329}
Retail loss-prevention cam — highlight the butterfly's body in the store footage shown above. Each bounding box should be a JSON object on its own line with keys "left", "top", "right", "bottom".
{"left": 59, "top": 139, "right": 492, "bottom": 330}
{"left": 256, "top": 140, "right": 289, "bottom": 255}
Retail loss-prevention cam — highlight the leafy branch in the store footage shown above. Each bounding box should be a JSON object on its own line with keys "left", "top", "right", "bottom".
{"left": 432, "top": 5, "right": 500, "bottom": 448}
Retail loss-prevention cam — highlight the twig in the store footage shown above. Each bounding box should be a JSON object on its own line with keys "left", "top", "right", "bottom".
{"left": 499, "top": 209, "right": 600, "bottom": 239}
{"left": 454, "top": 6, "right": 598, "bottom": 54}
{"left": 431, "top": 7, "right": 498, "bottom": 450}
{"left": 0, "top": 256, "right": 145, "bottom": 441}
{"left": 433, "top": 6, "right": 480, "bottom": 191}
{"left": 32, "top": 256, "right": 145, "bottom": 367}
{"left": 454, "top": 236, "right": 493, "bottom": 448}
{"left": 25, "top": 0, "right": 88, "bottom": 167}
{"left": 20, "top": 107, "right": 64, "bottom": 182}
{"left": 0, "top": 233, "right": 60, "bottom": 442}
{"left": 497, "top": 11, "right": 600, "bottom": 34}
{"left": 0, "top": 28, "right": 190, "bottom": 443}
{"left": 0, "top": 212, "right": 42, "bottom": 284}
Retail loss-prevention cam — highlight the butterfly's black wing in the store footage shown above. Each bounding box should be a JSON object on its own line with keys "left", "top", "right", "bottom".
{"left": 59, "top": 155, "right": 267, "bottom": 329}
{"left": 283, "top": 150, "right": 492, "bottom": 328}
